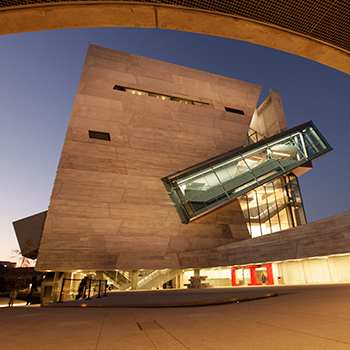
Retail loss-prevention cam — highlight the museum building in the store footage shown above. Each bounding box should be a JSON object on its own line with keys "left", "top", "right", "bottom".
{"left": 13, "top": 45, "right": 350, "bottom": 295}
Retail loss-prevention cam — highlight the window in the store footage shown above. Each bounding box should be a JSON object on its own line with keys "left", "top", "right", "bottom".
{"left": 88, "top": 130, "right": 111, "bottom": 141}
{"left": 113, "top": 85, "right": 208, "bottom": 106}
{"left": 238, "top": 174, "right": 306, "bottom": 237}
{"left": 225, "top": 107, "right": 245, "bottom": 115}
{"left": 162, "top": 121, "right": 331, "bottom": 223}
{"left": 113, "top": 85, "right": 126, "bottom": 92}
{"left": 244, "top": 128, "right": 265, "bottom": 146}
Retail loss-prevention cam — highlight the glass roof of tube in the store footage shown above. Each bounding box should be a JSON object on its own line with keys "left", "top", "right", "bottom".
{"left": 162, "top": 121, "right": 332, "bottom": 223}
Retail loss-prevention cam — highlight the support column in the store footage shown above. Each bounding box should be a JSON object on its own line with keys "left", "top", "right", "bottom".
{"left": 248, "top": 266, "right": 260, "bottom": 285}
{"left": 264, "top": 264, "right": 274, "bottom": 285}
{"left": 231, "top": 268, "right": 240, "bottom": 286}
{"left": 194, "top": 269, "right": 200, "bottom": 276}
{"left": 131, "top": 270, "right": 138, "bottom": 290}
{"left": 53, "top": 272, "right": 64, "bottom": 302}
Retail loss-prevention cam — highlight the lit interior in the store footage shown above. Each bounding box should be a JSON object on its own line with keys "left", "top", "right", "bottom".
{"left": 162, "top": 122, "right": 332, "bottom": 223}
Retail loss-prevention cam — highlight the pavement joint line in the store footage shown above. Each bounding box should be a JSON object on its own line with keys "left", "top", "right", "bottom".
{"left": 40, "top": 293, "right": 277, "bottom": 308}
{"left": 254, "top": 320, "right": 350, "bottom": 346}
{"left": 152, "top": 319, "right": 190, "bottom": 350}
{"left": 94, "top": 309, "right": 107, "bottom": 350}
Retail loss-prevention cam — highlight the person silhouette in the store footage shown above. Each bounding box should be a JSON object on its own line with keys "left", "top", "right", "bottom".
{"left": 77, "top": 276, "right": 88, "bottom": 299}
{"left": 8, "top": 290, "right": 17, "bottom": 307}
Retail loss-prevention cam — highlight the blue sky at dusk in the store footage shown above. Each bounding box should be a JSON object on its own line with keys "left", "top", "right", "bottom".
{"left": 1, "top": 27, "right": 349, "bottom": 262}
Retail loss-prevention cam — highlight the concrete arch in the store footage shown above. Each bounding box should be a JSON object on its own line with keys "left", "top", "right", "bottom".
{"left": 0, "top": 3, "right": 349, "bottom": 75}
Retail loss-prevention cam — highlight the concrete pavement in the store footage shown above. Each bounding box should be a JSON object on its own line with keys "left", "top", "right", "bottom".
{"left": 1, "top": 283, "right": 350, "bottom": 349}
{"left": 0, "top": 297, "right": 28, "bottom": 307}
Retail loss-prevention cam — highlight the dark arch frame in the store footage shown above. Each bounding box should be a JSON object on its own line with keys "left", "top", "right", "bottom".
{"left": 0, "top": 1, "right": 350, "bottom": 75}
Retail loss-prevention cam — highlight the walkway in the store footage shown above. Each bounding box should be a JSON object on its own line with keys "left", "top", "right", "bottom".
{"left": 43, "top": 286, "right": 276, "bottom": 308}
{"left": 1, "top": 284, "right": 350, "bottom": 349}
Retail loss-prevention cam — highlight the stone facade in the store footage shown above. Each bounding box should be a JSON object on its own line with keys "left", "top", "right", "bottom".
{"left": 178, "top": 210, "right": 350, "bottom": 268}
{"left": 36, "top": 45, "right": 265, "bottom": 271}
{"left": 31, "top": 45, "right": 350, "bottom": 274}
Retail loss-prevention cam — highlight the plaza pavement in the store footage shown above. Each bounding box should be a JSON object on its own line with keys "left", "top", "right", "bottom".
{"left": 1, "top": 283, "right": 350, "bottom": 349}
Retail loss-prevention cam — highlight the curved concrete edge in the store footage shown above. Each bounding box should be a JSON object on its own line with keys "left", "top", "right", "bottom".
{"left": 40, "top": 293, "right": 276, "bottom": 308}
{"left": 0, "top": 4, "right": 157, "bottom": 34}
{"left": 0, "top": 4, "right": 349, "bottom": 75}
{"left": 157, "top": 7, "right": 350, "bottom": 76}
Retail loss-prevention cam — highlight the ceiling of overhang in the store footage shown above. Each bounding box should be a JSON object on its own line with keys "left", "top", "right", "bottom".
{"left": 1, "top": 0, "right": 349, "bottom": 54}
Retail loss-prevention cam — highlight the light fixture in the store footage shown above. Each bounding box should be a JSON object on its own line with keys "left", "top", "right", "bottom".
{"left": 272, "top": 151, "right": 290, "bottom": 157}
{"left": 243, "top": 146, "right": 267, "bottom": 158}
{"left": 177, "top": 168, "right": 212, "bottom": 185}
{"left": 212, "top": 156, "right": 241, "bottom": 169}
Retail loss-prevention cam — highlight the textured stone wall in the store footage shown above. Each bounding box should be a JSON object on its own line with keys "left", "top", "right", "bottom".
{"left": 252, "top": 88, "right": 287, "bottom": 138}
{"left": 178, "top": 210, "right": 350, "bottom": 268}
{"left": 36, "top": 45, "right": 262, "bottom": 271}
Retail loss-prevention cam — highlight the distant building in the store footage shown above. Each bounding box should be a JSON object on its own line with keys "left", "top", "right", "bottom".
{"left": 14, "top": 45, "right": 350, "bottom": 294}
{"left": 0, "top": 261, "right": 16, "bottom": 272}
{"left": 0, "top": 264, "right": 45, "bottom": 293}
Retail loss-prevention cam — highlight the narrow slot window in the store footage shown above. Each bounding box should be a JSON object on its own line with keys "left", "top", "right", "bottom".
{"left": 225, "top": 107, "right": 245, "bottom": 115}
{"left": 172, "top": 97, "right": 194, "bottom": 105}
{"left": 125, "top": 88, "right": 149, "bottom": 96}
{"left": 113, "top": 85, "right": 126, "bottom": 91}
{"left": 113, "top": 84, "right": 209, "bottom": 106}
{"left": 89, "top": 130, "right": 111, "bottom": 141}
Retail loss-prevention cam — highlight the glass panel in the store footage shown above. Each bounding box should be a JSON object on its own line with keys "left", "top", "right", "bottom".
{"left": 244, "top": 128, "right": 265, "bottom": 146}
{"left": 250, "top": 223, "right": 262, "bottom": 238}
{"left": 238, "top": 173, "right": 308, "bottom": 235}
{"left": 172, "top": 97, "right": 194, "bottom": 104}
{"left": 297, "top": 205, "right": 307, "bottom": 225}
{"left": 163, "top": 121, "right": 332, "bottom": 223}
{"left": 279, "top": 207, "right": 293, "bottom": 230}
{"left": 304, "top": 127, "right": 327, "bottom": 151}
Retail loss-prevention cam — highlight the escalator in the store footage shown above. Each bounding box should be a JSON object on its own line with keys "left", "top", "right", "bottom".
{"left": 103, "top": 269, "right": 183, "bottom": 290}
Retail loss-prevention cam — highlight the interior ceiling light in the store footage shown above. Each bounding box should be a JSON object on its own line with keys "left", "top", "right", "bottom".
{"left": 272, "top": 151, "right": 291, "bottom": 157}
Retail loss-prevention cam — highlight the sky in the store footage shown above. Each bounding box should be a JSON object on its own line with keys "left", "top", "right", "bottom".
{"left": 0, "top": 27, "right": 350, "bottom": 263}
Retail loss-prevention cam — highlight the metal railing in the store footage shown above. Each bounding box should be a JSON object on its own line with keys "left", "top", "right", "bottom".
{"left": 58, "top": 278, "right": 108, "bottom": 303}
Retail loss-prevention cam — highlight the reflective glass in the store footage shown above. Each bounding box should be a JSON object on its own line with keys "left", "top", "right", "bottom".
{"left": 162, "top": 121, "right": 332, "bottom": 223}
{"left": 237, "top": 174, "right": 306, "bottom": 237}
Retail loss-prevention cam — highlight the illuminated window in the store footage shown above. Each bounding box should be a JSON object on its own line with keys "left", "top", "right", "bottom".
{"left": 162, "top": 121, "right": 331, "bottom": 223}
{"left": 113, "top": 85, "right": 208, "bottom": 106}
{"left": 238, "top": 174, "right": 306, "bottom": 237}
{"left": 245, "top": 128, "right": 265, "bottom": 146}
